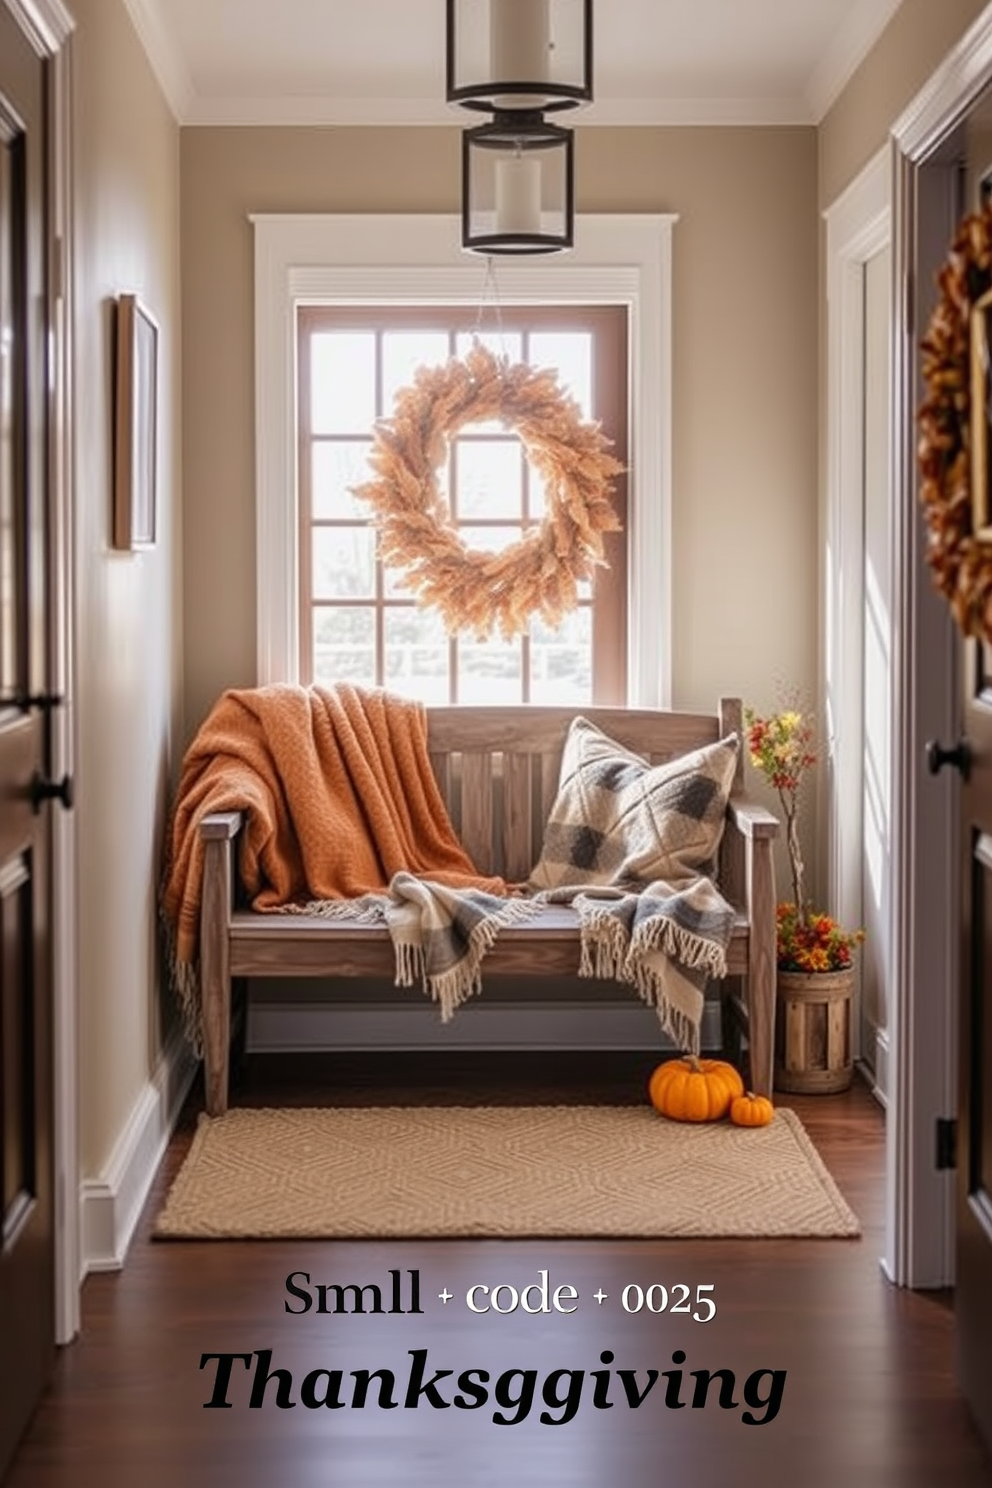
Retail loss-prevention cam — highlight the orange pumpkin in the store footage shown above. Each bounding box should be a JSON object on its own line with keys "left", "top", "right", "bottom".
{"left": 729, "top": 1091, "right": 775, "bottom": 1128}
{"left": 648, "top": 1055, "right": 745, "bottom": 1122}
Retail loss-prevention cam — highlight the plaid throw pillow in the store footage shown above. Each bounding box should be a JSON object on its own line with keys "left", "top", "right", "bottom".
{"left": 529, "top": 718, "right": 739, "bottom": 891}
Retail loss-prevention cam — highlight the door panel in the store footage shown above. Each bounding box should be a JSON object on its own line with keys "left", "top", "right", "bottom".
{"left": 971, "top": 844, "right": 992, "bottom": 1204}
{"left": 959, "top": 637, "right": 992, "bottom": 1450}
{"left": 0, "top": 4, "right": 55, "bottom": 1478}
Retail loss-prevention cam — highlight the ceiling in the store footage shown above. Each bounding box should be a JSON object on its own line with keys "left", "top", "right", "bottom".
{"left": 120, "top": 0, "right": 904, "bottom": 127}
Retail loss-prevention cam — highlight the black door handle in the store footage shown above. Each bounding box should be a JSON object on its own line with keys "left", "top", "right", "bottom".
{"left": 30, "top": 772, "right": 74, "bottom": 813}
{"left": 0, "top": 693, "right": 64, "bottom": 711}
{"left": 926, "top": 738, "right": 971, "bottom": 779}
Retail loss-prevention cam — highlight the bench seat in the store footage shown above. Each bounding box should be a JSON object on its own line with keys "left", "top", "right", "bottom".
{"left": 228, "top": 903, "right": 753, "bottom": 980}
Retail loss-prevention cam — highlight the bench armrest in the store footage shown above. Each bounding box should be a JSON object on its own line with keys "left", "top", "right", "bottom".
{"left": 728, "top": 795, "right": 779, "bottom": 840}
{"left": 200, "top": 810, "right": 243, "bottom": 841}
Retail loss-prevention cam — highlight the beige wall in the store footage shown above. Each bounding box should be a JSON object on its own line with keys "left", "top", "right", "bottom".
{"left": 72, "top": 0, "right": 183, "bottom": 1177}
{"left": 819, "top": 0, "right": 990, "bottom": 208}
{"left": 181, "top": 124, "right": 819, "bottom": 735}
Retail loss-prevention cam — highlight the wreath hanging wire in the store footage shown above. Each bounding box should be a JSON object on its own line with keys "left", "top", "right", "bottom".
{"left": 351, "top": 339, "right": 624, "bottom": 641}
{"left": 919, "top": 203, "right": 992, "bottom": 639}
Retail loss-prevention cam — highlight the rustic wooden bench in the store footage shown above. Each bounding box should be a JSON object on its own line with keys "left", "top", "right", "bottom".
{"left": 198, "top": 698, "right": 779, "bottom": 1115}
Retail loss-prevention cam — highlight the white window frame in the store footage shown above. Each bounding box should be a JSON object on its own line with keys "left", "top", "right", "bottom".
{"left": 252, "top": 213, "right": 676, "bottom": 707}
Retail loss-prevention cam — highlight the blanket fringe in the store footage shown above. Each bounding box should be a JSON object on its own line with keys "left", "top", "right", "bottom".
{"left": 575, "top": 904, "right": 630, "bottom": 982}
{"left": 627, "top": 962, "right": 702, "bottom": 1056}
{"left": 394, "top": 940, "right": 421, "bottom": 989}
{"left": 568, "top": 892, "right": 728, "bottom": 1059}
{"left": 279, "top": 894, "right": 389, "bottom": 924}
{"left": 160, "top": 902, "right": 205, "bottom": 1057}
{"left": 627, "top": 915, "right": 728, "bottom": 981}
{"left": 421, "top": 895, "right": 541, "bottom": 1023}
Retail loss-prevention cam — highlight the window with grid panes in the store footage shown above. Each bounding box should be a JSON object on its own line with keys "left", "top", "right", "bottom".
{"left": 297, "top": 305, "right": 628, "bottom": 705}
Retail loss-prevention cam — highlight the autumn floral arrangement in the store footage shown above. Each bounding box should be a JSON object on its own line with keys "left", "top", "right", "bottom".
{"left": 745, "top": 704, "right": 864, "bottom": 974}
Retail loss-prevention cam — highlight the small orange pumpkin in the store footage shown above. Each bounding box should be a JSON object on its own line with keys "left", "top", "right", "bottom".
{"left": 648, "top": 1055, "right": 745, "bottom": 1122}
{"left": 729, "top": 1091, "right": 775, "bottom": 1128}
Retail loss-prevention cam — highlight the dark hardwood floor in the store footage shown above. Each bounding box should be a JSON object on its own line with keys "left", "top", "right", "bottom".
{"left": 4, "top": 1051, "right": 991, "bottom": 1488}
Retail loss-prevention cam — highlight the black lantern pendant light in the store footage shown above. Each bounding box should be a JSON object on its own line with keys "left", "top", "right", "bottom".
{"left": 447, "top": 0, "right": 593, "bottom": 114}
{"left": 446, "top": 0, "right": 592, "bottom": 254}
{"left": 462, "top": 113, "right": 574, "bottom": 254}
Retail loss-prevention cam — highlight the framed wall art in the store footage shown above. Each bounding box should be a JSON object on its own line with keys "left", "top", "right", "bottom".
{"left": 113, "top": 292, "right": 158, "bottom": 550}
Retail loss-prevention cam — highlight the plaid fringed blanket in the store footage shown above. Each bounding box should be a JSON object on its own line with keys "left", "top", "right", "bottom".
{"left": 388, "top": 873, "right": 537, "bottom": 1019}
{"left": 529, "top": 716, "right": 740, "bottom": 1053}
{"left": 161, "top": 683, "right": 522, "bottom": 1046}
{"left": 283, "top": 870, "right": 539, "bottom": 1024}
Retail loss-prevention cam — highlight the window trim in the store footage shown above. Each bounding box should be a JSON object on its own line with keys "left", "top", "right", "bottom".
{"left": 252, "top": 212, "right": 676, "bottom": 707}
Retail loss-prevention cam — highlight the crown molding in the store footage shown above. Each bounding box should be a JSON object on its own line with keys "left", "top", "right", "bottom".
{"left": 892, "top": 0, "right": 992, "bottom": 160}
{"left": 112, "top": 0, "right": 896, "bottom": 132}
{"left": 183, "top": 91, "right": 814, "bottom": 129}
{"left": 4, "top": 0, "right": 74, "bottom": 55}
{"left": 119, "top": 0, "right": 195, "bottom": 122}
{"left": 581, "top": 94, "right": 813, "bottom": 127}
{"left": 186, "top": 94, "right": 451, "bottom": 127}
{"left": 805, "top": 0, "right": 904, "bottom": 123}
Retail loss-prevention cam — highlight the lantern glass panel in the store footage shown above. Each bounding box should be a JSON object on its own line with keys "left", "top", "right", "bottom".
{"left": 448, "top": 0, "right": 591, "bottom": 113}
{"left": 464, "top": 123, "right": 571, "bottom": 253}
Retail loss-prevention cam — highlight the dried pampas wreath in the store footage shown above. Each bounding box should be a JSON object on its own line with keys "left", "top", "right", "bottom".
{"left": 919, "top": 204, "right": 992, "bottom": 640}
{"left": 351, "top": 340, "right": 623, "bottom": 640}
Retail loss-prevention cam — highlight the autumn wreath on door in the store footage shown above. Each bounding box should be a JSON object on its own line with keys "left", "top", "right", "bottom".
{"left": 351, "top": 340, "right": 623, "bottom": 641}
{"left": 919, "top": 203, "right": 992, "bottom": 641}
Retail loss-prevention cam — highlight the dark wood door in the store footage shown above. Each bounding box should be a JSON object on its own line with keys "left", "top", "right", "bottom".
{"left": 0, "top": 5, "right": 56, "bottom": 1479}
{"left": 958, "top": 636, "right": 992, "bottom": 1452}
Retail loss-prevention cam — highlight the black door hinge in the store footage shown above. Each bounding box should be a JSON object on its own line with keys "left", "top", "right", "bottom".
{"left": 936, "top": 1117, "right": 957, "bottom": 1171}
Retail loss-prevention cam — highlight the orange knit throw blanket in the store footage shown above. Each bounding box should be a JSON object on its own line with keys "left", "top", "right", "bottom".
{"left": 162, "top": 683, "right": 506, "bottom": 969}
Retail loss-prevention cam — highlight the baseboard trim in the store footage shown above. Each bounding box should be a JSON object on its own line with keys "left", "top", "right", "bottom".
{"left": 79, "top": 1028, "right": 196, "bottom": 1275}
{"left": 246, "top": 999, "right": 725, "bottom": 1053}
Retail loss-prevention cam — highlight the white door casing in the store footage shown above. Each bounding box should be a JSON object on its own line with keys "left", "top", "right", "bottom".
{"left": 823, "top": 144, "right": 891, "bottom": 1067}
{"left": 825, "top": 144, "right": 903, "bottom": 1277}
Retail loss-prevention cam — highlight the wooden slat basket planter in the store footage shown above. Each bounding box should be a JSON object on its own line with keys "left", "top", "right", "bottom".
{"left": 774, "top": 967, "right": 855, "bottom": 1094}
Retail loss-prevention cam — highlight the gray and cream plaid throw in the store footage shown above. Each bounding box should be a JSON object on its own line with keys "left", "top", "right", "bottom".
{"left": 385, "top": 871, "right": 538, "bottom": 1020}
{"left": 282, "top": 875, "right": 538, "bottom": 1022}
{"left": 529, "top": 718, "right": 740, "bottom": 1052}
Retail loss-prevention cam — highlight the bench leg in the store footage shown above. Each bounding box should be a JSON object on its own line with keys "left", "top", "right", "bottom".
{"left": 202, "top": 982, "right": 230, "bottom": 1117}
{"left": 201, "top": 838, "right": 232, "bottom": 1116}
{"left": 747, "top": 956, "right": 775, "bottom": 1098}
{"left": 745, "top": 832, "right": 776, "bottom": 1098}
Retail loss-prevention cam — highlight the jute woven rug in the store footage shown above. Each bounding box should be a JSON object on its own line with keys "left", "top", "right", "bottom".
{"left": 154, "top": 1105, "right": 860, "bottom": 1240}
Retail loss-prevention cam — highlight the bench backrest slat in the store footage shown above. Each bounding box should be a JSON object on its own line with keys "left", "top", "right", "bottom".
{"left": 460, "top": 752, "right": 494, "bottom": 874}
{"left": 428, "top": 752, "right": 451, "bottom": 803}
{"left": 538, "top": 751, "right": 559, "bottom": 842}
{"left": 425, "top": 703, "right": 738, "bottom": 885}
{"left": 502, "top": 752, "right": 534, "bottom": 883}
